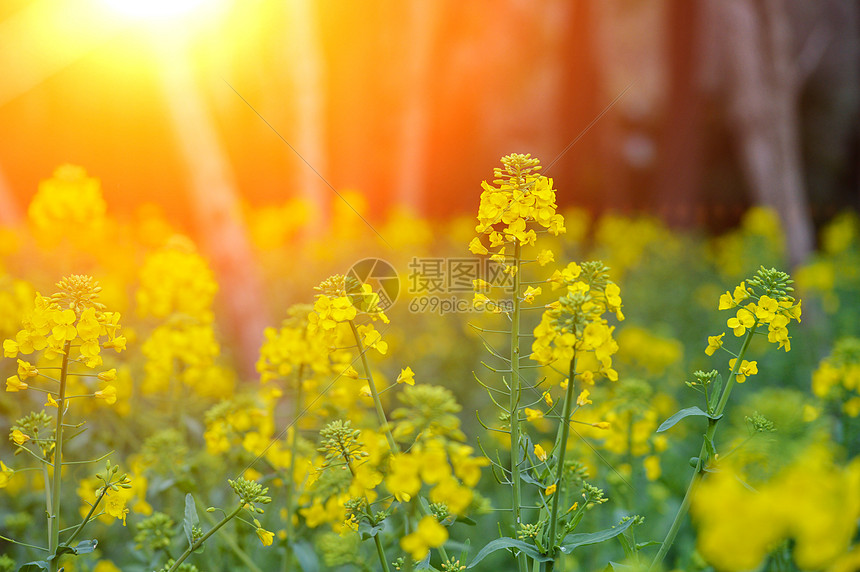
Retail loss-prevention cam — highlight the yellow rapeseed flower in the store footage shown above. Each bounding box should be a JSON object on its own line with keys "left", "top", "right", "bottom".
{"left": 400, "top": 516, "right": 448, "bottom": 561}
{"left": 256, "top": 527, "right": 275, "bottom": 546}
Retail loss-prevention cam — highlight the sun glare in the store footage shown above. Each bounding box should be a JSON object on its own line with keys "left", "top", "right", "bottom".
{"left": 101, "top": 0, "right": 211, "bottom": 20}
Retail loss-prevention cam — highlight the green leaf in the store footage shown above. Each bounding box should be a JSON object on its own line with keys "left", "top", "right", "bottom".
{"left": 291, "top": 541, "right": 320, "bottom": 572}
{"left": 358, "top": 521, "right": 384, "bottom": 541}
{"left": 559, "top": 518, "right": 634, "bottom": 554}
{"left": 460, "top": 538, "right": 471, "bottom": 562}
{"left": 656, "top": 407, "right": 720, "bottom": 433}
{"left": 468, "top": 537, "right": 551, "bottom": 567}
{"left": 17, "top": 562, "right": 49, "bottom": 572}
{"left": 608, "top": 562, "right": 633, "bottom": 571}
{"left": 183, "top": 493, "right": 199, "bottom": 549}
{"left": 708, "top": 374, "right": 723, "bottom": 412}
{"left": 66, "top": 539, "right": 98, "bottom": 555}
{"left": 455, "top": 515, "right": 477, "bottom": 526}
{"left": 616, "top": 532, "right": 634, "bottom": 558}
{"left": 635, "top": 541, "right": 662, "bottom": 550}
{"left": 519, "top": 471, "right": 544, "bottom": 486}
{"left": 414, "top": 552, "right": 433, "bottom": 569}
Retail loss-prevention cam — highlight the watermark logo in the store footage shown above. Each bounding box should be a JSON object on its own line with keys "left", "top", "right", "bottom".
{"left": 347, "top": 258, "right": 400, "bottom": 311}
{"left": 348, "top": 257, "right": 515, "bottom": 315}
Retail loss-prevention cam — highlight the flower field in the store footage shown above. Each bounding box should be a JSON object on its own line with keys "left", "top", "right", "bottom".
{"left": 1, "top": 156, "right": 859, "bottom": 572}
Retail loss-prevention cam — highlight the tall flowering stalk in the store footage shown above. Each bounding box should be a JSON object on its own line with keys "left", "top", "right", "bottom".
{"left": 650, "top": 267, "right": 802, "bottom": 569}
{"left": 530, "top": 261, "right": 622, "bottom": 569}
{"left": 470, "top": 154, "right": 565, "bottom": 571}
{"left": 310, "top": 275, "right": 397, "bottom": 570}
{"left": 3, "top": 275, "right": 128, "bottom": 571}
{"left": 305, "top": 275, "right": 486, "bottom": 570}
{"left": 256, "top": 303, "right": 332, "bottom": 572}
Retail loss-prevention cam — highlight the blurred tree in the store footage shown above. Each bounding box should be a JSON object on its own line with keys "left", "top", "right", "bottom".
{"left": 0, "top": 166, "right": 21, "bottom": 225}
{"left": 160, "top": 37, "right": 266, "bottom": 377}
{"left": 793, "top": 1, "right": 860, "bottom": 220}
{"left": 656, "top": 0, "right": 705, "bottom": 227}
{"left": 394, "top": 2, "right": 440, "bottom": 213}
{"left": 283, "top": 0, "right": 329, "bottom": 224}
{"left": 712, "top": 0, "right": 814, "bottom": 266}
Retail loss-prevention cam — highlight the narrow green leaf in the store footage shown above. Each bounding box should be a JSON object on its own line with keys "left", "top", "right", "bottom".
{"left": 616, "top": 532, "right": 634, "bottom": 558}
{"left": 183, "top": 493, "right": 199, "bottom": 548}
{"left": 455, "top": 515, "right": 477, "bottom": 526}
{"left": 468, "top": 537, "right": 551, "bottom": 567}
{"left": 415, "top": 552, "right": 433, "bottom": 569}
{"left": 17, "top": 561, "right": 49, "bottom": 572}
{"left": 559, "top": 518, "right": 634, "bottom": 553}
{"left": 708, "top": 374, "right": 723, "bottom": 412}
{"left": 656, "top": 407, "right": 720, "bottom": 433}
{"left": 608, "top": 562, "right": 633, "bottom": 571}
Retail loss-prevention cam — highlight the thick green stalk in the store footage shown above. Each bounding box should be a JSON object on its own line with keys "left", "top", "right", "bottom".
{"left": 49, "top": 340, "right": 72, "bottom": 572}
{"left": 344, "top": 457, "right": 392, "bottom": 572}
{"left": 545, "top": 356, "right": 577, "bottom": 569}
{"left": 508, "top": 241, "right": 527, "bottom": 572}
{"left": 201, "top": 511, "right": 265, "bottom": 572}
{"left": 649, "top": 325, "right": 756, "bottom": 570}
{"left": 282, "top": 365, "right": 305, "bottom": 572}
{"left": 373, "top": 536, "right": 392, "bottom": 572}
{"left": 167, "top": 503, "right": 244, "bottom": 572}
{"left": 349, "top": 320, "right": 399, "bottom": 454}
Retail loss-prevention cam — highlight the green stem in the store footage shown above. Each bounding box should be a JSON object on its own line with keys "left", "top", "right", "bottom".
{"left": 347, "top": 322, "right": 442, "bottom": 565}
{"left": 282, "top": 365, "right": 304, "bottom": 572}
{"left": 202, "top": 510, "right": 265, "bottom": 572}
{"left": 64, "top": 484, "right": 109, "bottom": 547}
{"left": 167, "top": 503, "right": 244, "bottom": 572}
{"left": 42, "top": 462, "right": 52, "bottom": 549}
{"left": 49, "top": 340, "right": 71, "bottom": 572}
{"left": 349, "top": 320, "right": 398, "bottom": 454}
{"left": 649, "top": 325, "right": 757, "bottom": 570}
{"left": 344, "top": 457, "right": 392, "bottom": 572}
{"left": 0, "top": 534, "right": 49, "bottom": 552}
{"left": 545, "top": 356, "right": 577, "bottom": 570}
{"left": 373, "top": 535, "right": 392, "bottom": 572}
{"left": 509, "top": 241, "right": 528, "bottom": 572}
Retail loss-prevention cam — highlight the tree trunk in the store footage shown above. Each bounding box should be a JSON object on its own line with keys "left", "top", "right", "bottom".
{"left": 0, "top": 165, "right": 21, "bottom": 225}
{"left": 656, "top": 0, "right": 705, "bottom": 227}
{"left": 394, "top": 1, "right": 440, "bottom": 213}
{"left": 159, "top": 38, "right": 267, "bottom": 378}
{"left": 283, "top": 0, "right": 329, "bottom": 225}
{"left": 714, "top": 0, "right": 814, "bottom": 267}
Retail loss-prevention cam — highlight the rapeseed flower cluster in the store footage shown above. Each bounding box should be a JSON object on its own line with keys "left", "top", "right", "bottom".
{"left": 531, "top": 261, "right": 622, "bottom": 383}
{"left": 713, "top": 267, "right": 802, "bottom": 355}
{"left": 471, "top": 153, "right": 565, "bottom": 253}
{"left": 4, "top": 275, "right": 126, "bottom": 399}
{"left": 137, "top": 239, "right": 230, "bottom": 398}
{"left": 27, "top": 165, "right": 107, "bottom": 244}
{"left": 812, "top": 337, "right": 860, "bottom": 417}
{"left": 257, "top": 304, "right": 332, "bottom": 385}
{"left": 692, "top": 443, "right": 860, "bottom": 571}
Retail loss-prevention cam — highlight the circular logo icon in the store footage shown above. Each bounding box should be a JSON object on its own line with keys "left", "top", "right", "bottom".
{"left": 347, "top": 258, "right": 400, "bottom": 310}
